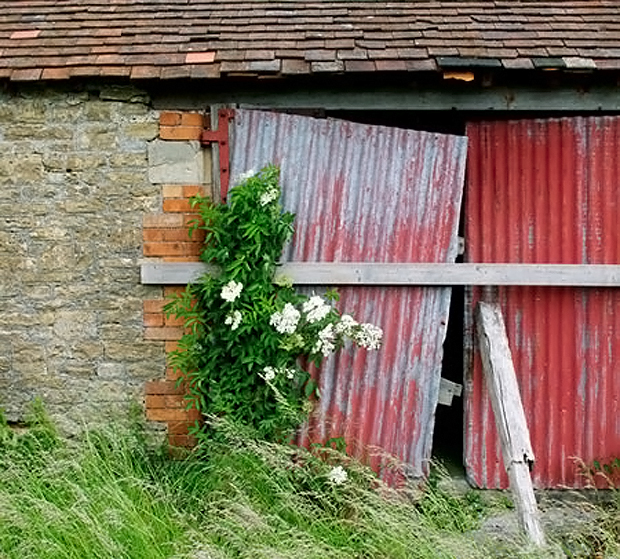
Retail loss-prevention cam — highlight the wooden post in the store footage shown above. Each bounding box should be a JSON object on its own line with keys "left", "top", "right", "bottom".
{"left": 476, "top": 301, "right": 545, "bottom": 546}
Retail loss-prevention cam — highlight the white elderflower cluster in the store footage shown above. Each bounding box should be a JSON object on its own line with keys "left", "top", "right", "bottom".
{"left": 328, "top": 465, "right": 348, "bottom": 485}
{"left": 236, "top": 168, "right": 256, "bottom": 183}
{"left": 262, "top": 365, "right": 296, "bottom": 382}
{"left": 220, "top": 280, "right": 243, "bottom": 303}
{"left": 269, "top": 303, "right": 301, "bottom": 334}
{"left": 262, "top": 366, "right": 277, "bottom": 382}
{"left": 259, "top": 187, "right": 279, "bottom": 206}
{"left": 354, "top": 323, "right": 383, "bottom": 350}
{"left": 334, "top": 314, "right": 358, "bottom": 337}
{"left": 302, "top": 295, "right": 331, "bottom": 324}
{"left": 224, "top": 310, "right": 242, "bottom": 331}
{"left": 313, "top": 323, "right": 335, "bottom": 356}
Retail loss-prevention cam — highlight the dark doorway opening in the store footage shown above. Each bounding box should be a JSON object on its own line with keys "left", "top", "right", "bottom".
{"left": 432, "top": 285, "right": 465, "bottom": 474}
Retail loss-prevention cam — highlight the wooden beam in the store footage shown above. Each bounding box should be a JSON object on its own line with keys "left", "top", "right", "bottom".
{"left": 152, "top": 84, "right": 620, "bottom": 112}
{"left": 141, "top": 261, "right": 620, "bottom": 286}
{"left": 476, "top": 301, "right": 545, "bottom": 546}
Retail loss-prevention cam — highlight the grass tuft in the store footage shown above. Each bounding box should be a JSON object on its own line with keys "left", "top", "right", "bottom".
{"left": 1, "top": 404, "right": 619, "bottom": 558}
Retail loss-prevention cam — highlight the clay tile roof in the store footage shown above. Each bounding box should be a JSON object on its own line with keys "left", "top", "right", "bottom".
{"left": 1, "top": 0, "right": 620, "bottom": 81}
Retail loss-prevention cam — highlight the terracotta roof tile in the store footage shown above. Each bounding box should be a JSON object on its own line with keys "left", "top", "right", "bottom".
{"left": 1, "top": 0, "right": 620, "bottom": 81}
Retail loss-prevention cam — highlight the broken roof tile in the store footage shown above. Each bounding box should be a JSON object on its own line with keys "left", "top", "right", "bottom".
{"left": 10, "top": 29, "right": 41, "bottom": 40}
{"left": 185, "top": 51, "right": 216, "bottom": 64}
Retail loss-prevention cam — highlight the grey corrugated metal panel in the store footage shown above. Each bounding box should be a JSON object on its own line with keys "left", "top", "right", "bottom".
{"left": 465, "top": 117, "right": 620, "bottom": 489}
{"left": 230, "top": 109, "right": 467, "bottom": 480}
{"left": 230, "top": 109, "right": 468, "bottom": 264}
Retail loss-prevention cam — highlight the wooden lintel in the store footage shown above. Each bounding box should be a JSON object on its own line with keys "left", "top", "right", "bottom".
{"left": 152, "top": 84, "right": 620, "bottom": 112}
{"left": 141, "top": 261, "right": 620, "bottom": 287}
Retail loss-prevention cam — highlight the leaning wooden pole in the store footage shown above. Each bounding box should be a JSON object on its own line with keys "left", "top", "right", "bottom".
{"left": 475, "top": 301, "right": 545, "bottom": 546}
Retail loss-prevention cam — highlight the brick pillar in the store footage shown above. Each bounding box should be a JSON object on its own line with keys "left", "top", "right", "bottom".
{"left": 143, "top": 111, "right": 210, "bottom": 447}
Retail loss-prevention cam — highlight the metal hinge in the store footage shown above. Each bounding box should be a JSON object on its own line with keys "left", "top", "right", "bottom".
{"left": 200, "top": 108, "right": 234, "bottom": 202}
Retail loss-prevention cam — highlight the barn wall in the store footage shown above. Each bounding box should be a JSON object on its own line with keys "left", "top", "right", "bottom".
{"left": 0, "top": 83, "right": 167, "bottom": 434}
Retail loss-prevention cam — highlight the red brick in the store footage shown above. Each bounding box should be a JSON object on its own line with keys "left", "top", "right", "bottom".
{"left": 146, "top": 408, "right": 201, "bottom": 421}
{"left": 183, "top": 214, "right": 203, "bottom": 227}
{"left": 143, "top": 214, "right": 184, "bottom": 228}
{"left": 144, "top": 326, "right": 183, "bottom": 341}
{"left": 166, "top": 366, "right": 183, "bottom": 380}
{"left": 143, "top": 241, "right": 201, "bottom": 257}
{"left": 145, "top": 394, "right": 166, "bottom": 408}
{"left": 143, "top": 228, "right": 199, "bottom": 242}
{"left": 162, "top": 199, "right": 194, "bottom": 213}
{"left": 164, "top": 314, "right": 185, "bottom": 327}
{"left": 165, "top": 394, "right": 186, "bottom": 408}
{"left": 163, "top": 255, "right": 202, "bottom": 263}
{"left": 181, "top": 113, "right": 205, "bottom": 127}
{"left": 168, "top": 420, "right": 195, "bottom": 435}
{"left": 144, "top": 312, "right": 164, "bottom": 327}
{"left": 164, "top": 287, "right": 185, "bottom": 297}
{"left": 160, "top": 125, "right": 202, "bottom": 141}
{"left": 168, "top": 434, "right": 198, "bottom": 447}
{"left": 162, "top": 185, "right": 183, "bottom": 198}
{"left": 144, "top": 299, "right": 166, "bottom": 314}
{"left": 145, "top": 380, "right": 186, "bottom": 395}
{"left": 160, "top": 112, "right": 182, "bottom": 126}
{"left": 183, "top": 185, "right": 206, "bottom": 197}
{"left": 164, "top": 340, "right": 181, "bottom": 352}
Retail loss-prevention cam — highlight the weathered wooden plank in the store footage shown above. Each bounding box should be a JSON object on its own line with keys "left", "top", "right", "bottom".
{"left": 152, "top": 84, "right": 620, "bottom": 112}
{"left": 141, "top": 261, "right": 620, "bottom": 286}
{"left": 476, "top": 301, "right": 545, "bottom": 546}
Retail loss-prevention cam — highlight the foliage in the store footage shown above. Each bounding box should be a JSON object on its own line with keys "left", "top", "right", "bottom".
{"left": 1, "top": 405, "right": 619, "bottom": 559}
{"left": 165, "top": 165, "right": 382, "bottom": 441}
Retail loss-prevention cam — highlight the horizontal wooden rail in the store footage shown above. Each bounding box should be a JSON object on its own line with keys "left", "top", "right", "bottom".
{"left": 141, "top": 262, "right": 620, "bottom": 287}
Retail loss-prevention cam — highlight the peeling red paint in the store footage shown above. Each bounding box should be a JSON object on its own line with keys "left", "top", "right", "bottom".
{"left": 466, "top": 118, "right": 620, "bottom": 488}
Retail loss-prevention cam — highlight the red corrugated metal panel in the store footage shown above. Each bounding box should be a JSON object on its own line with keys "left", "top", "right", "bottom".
{"left": 230, "top": 109, "right": 468, "bottom": 479}
{"left": 465, "top": 117, "right": 620, "bottom": 488}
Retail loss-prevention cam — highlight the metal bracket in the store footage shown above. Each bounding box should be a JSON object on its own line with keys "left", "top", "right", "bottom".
{"left": 200, "top": 108, "right": 234, "bottom": 202}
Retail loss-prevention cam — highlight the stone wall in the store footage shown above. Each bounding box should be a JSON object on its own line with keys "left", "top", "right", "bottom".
{"left": 0, "top": 83, "right": 165, "bottom": 434}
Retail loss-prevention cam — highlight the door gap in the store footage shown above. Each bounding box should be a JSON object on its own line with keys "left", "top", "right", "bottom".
{"left": 432, "top": 283, "right": 465, "bottom": 477}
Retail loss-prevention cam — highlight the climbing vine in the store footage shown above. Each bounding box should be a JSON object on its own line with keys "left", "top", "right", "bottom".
{"left": 165, "top": 165, "right": 382, "bottom": 441}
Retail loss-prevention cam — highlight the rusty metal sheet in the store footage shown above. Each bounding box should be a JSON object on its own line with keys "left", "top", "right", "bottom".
{"left": 465, "top": 117, "right": 620, "bottom": 489}
{"left": 230, "top": 109, "right": 467, "bottom": 479}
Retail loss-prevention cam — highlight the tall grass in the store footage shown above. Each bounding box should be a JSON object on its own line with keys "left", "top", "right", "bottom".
{"left": 0, "top": 401, "right": 190, "bottom": 559}
{"left": 1, "top": 403, "right": 618, "bottom": 559}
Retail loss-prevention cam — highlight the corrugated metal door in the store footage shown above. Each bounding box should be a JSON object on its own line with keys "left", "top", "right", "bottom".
{"left": 465, "top": 117, "right": 620, "bottom": 488}
{"left": 229, "top": 109, "right": 468, "bottom": 479}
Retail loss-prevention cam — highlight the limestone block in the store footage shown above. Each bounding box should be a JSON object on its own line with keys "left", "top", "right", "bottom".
{"left": 97, "top": 362, "right": 126, "bottom": 379}
{"left": 109, "top": 152, "right": 148, "bottom": 168}
{"left": 99, "top": 85, "right": 149, "bottom": 103}
{"left": 148, "top": 140, "right": 204, "bottom": 184}
{"left": 52, "top": 310, "right": 98, "bottom": 340}
{"left": 124, "top": 122, "right": 159, "bottom": 141}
